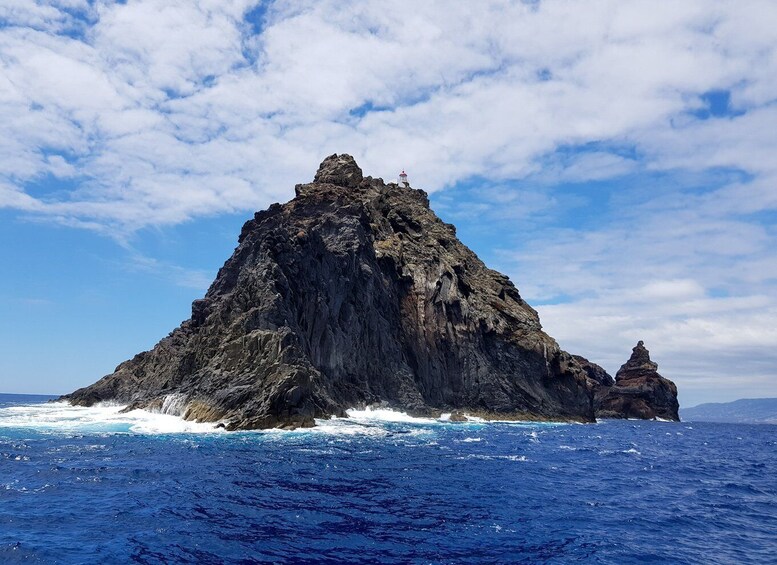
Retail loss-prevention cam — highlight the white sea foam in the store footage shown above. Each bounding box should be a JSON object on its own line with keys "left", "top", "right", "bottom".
{"left": 307, "top": 406, "right": 499, "bottom": 436}
{"left": 306, "top": 407, "right": 445, "bottom": 437}
{"left": 0, "top": 401, "right": 224, "bottom": 435}
{"left": 0, "top": 402, "right": 446, "bottom": 438}
{"left": 344, "top": 407, "right": 442, "bottom": 424}
{"left": 340, "top": 407, "right": 555, "bottom": 426}
{"left": 306, "top": 420, "right": 394, "bottom": 437}
{"left": 0, "top": 401, "right": 561, "bottom": 438}
{"left": 159, "top": 393, "right": 188, "bottom": 416}
{"left": 457, "top": 454, "right": 528, "bottom": 462}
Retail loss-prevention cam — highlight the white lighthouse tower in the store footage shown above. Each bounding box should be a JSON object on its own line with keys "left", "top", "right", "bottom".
{"left": 398, "top": 170, "right": 409, "bottom": 187}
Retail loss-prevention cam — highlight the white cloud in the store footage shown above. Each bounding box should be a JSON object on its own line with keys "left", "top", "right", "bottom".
{"left": 491, "top": 169, "right": 777, "bottom": 406}
{"left": 1, "top": 0, "right": 775, "bottom": 230}
{"left": 122, "top": 252, "right": 214, "bottom": 290}
{"left": 0, "top": 0, "right": 92, "bottom": 33}
{"left": 640, "top": 279, "right": 706, "bottom": 301}
{"left": 536, "top": 293, "right": 777, "bottom": 407}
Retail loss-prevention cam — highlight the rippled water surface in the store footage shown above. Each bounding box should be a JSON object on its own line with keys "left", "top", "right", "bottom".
{"left": 1, "top": 394, "right": 775, "bottom": 564}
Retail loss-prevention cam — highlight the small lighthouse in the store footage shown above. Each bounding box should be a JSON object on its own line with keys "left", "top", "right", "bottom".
{"left": 399, "top": 170, "right": 409, "bottom": 187}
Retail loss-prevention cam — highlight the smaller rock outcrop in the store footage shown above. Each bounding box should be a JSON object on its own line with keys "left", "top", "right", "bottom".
{"left": 595, "top": 341, "right": 680, "bottom": 421}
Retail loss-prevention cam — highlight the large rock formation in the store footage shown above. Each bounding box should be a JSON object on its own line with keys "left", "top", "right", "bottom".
{"left": 62, "top": 154, "right": 678, "bottom": 429}
{"left": 592, "top": 341, "right": 680, "bottom": 421}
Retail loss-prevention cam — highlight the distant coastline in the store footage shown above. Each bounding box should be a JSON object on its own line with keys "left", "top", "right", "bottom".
{"left": 0, "top": 393, "right": 58, "bottom": 403}
{"left": 682, "top": 398, "right": 777, "bottom": 424}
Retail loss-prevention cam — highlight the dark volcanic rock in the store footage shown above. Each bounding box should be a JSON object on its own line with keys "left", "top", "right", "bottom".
{"left": 62, "top": 154, "right": 656, "bottom": 430}
{"left": 595, "top": 341, "right": 680, "bottom": 421}
{"left": 572, "top": 355, "right": 614, "bottom": 389}
{"left": 572, "top": 355, "right": 616, "bottom": 412}
{"left": 313, "top": 153, "right": 363, "bottom": 188}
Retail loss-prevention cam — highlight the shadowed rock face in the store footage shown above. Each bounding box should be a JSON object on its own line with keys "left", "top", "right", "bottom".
{"left": 61, "top": 154, "right": 675, "bottom": 429}
{"left": 592, "top": 341, "right": 680, "bottom": 421}
{"left": 572, "top": 355, "right": 616, "bottom": 413}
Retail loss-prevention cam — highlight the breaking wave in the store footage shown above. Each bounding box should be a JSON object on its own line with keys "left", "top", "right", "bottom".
{"left": 0, "top": 401, "right": 223, "bottom": 435}
{"left": 0, "top": 401, "right": 457, "bottom": 437}
{"left": 0, "top": 399, "right": 574, "bottom": 438}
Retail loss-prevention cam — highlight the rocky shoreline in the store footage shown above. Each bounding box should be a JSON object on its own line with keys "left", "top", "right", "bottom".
{"left": 62, "top": 154, "right": 679, "bottom": 428}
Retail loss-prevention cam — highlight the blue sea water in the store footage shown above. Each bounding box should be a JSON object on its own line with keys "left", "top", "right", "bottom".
{"left": 1, "top": 394, "right": 775, "bottom": 564}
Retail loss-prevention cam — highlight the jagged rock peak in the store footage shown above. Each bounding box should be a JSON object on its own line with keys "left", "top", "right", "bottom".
{"left": 617, "top": 340, "right": 658, "bottom": 379}
{"left": 313, "top": 153, "right": 364, "bottom": 188}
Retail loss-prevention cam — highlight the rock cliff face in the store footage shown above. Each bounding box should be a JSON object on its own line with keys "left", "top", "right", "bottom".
{"left": 62, "top": 154, "right": 678, "bottom": 429}
{"left": 572, "top": 355, "right": 616, "bottom": 413}
{"left": 590, "top": 341, "right": 680, "bottom": 421}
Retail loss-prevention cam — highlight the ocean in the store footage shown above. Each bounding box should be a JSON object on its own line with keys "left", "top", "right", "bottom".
{"left": 1, "top": 394, "right": 775, "bottom": 564}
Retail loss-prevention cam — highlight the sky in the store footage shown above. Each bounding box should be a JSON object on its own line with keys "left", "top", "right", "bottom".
{"left": 1, "top": 0, "right": 776, "bottom": 407}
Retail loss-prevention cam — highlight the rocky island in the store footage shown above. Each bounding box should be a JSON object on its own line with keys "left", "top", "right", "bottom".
{"left": 62, "top": 154, "right": 679, "bottom": 428}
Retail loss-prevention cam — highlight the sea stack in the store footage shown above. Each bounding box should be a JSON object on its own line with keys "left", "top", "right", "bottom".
{"left": 62, "top": 154, "right": 679, "bottom": 429}
{"left": 595, "top": 341, "right": 680, "bottom": 421}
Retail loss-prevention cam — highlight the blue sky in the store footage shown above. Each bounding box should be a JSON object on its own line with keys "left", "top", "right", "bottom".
{"left": 1, "top": 1, "right": 776, "bottom": 407}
